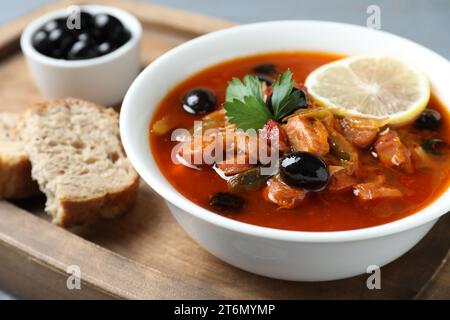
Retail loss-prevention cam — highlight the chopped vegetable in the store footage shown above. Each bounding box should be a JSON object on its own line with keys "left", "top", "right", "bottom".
{"left": 227, "top": 167, "right": 269, "bottom": 192}
{"left": 151, "top": 116, "right": 174, "bottom": 135}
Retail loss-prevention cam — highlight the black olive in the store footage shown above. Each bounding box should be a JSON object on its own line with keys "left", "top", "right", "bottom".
{"left": 32, "top": 30, "right": 52, "bottom": 55}
{"left": 48, "top": 28, "right": 76, "bottom": 58}
{"left": 77, "top": 32, "right": 93, "bottom": 42}
{"left": 78, "top": 11, "right": 95, "bottom": 30}
{"left": 254, "top": 73, "right": 274, "bottom": 86}
{"left": 280, "top": 152, "right": 329, "bottom": 191}
{"left": 209, "top": 192, "right": 245, "bottom": 212}
{"left": 97, "top": 42, "right": 113, "bottom": 55}
{"left": 266, "top": 88, "right": 308, "bottom": 116}
{"left": 93, "top": 14, "right": 125, "bottom": 41}
{"left": 43, "top": 18, "right": 65, "bottom": 33}
{"left": 67, "top": 40, "right": 97, "bottom": 60}
{"left": 182, "top": 88, "right": 217, "bottom": 115}
{"left": 253, "top": 63, "right": 278, "bottom": 75}
{"left": 415, "top": 109, "right": 441, "bottom": 130}
{"left": 422, "top": 138, "right": 449, "bottom": 156}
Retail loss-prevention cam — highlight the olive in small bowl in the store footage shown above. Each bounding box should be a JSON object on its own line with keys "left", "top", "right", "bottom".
{"left": 21, "top": 5, "right": 142, "bottom": 106}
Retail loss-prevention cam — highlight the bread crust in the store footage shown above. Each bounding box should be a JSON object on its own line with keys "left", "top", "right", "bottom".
{"left": 0, "top": 112, "right": 39, "bottom": 199}
{"left": 0, "top": 153, "right": 39, "bottom": 199}
{"left": 19, "top": 98, "right": 140, "bottom": 228}
{"left": 56, "top": 174, "right": 140, "bottom": 227}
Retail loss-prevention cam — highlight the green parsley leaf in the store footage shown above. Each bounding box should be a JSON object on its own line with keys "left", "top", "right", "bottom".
{"left": 224, "top": 96, "right": 272, "bottom": 130}
{"left": 271, "top": 69, "right": 303, "bottom": 120}
{"left": 226, "top": 75, "right": 264, "bottom": 103}
{"left": 273, "top": 87, "right": 304, "bottom": 120}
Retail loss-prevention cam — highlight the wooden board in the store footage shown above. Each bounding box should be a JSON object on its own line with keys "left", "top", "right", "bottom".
{"left": 0, "top": 0, "right": 449, "bottom": 300}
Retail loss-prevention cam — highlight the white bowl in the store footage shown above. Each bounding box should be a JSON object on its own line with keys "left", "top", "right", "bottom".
{"left": 120, "top": 21, "right": 450, "bottom": 281}
{"left": 21, "top": 5, "right": 142, "bottom": 106}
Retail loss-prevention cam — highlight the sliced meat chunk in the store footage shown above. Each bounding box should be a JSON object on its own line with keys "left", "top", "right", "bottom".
{"left": 327, "top": 166, "right": 358, "bottom": 192}
{"left": 353, "top": 175, "right": 402, "bottom": 200}
{"left": 263, "top": 175, "right": 306, "bottom": 209}
{"left": 338, "top": 117, "right": 381, "bottom": 148}
{"left": 283, "top": 115, "right": 329, "bottom": 156}
{"left": 177, "top": 132, "right": 219, "bottom": 167}
{"left": 374, "top": 129, "right": 414, "bottom": 174}
{"left": 216, "top": 154, "right": 255, "bottom": 176}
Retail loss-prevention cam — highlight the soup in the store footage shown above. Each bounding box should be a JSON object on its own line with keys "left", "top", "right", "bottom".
{"left": 149, "top": 52, "right": 450, "bottom": 232}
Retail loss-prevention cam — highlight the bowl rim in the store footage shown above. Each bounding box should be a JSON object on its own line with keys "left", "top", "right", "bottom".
{"left": 20, "top": 4, "right": 142, "bottom": 68}
{"left": 121, "top": 20, "right": 450, "bottom": 243}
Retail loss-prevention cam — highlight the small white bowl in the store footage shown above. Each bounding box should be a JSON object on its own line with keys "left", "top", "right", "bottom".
{"left": 121, "top": 21, "right": 450, "bottom": 281}
{"left": 21, "top": 5, "right": 142, "bottom": 106}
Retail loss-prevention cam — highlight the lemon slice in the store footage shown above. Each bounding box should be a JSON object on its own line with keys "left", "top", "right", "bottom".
{"left": 305, "top": 56, "right": 430, "bottom": 125}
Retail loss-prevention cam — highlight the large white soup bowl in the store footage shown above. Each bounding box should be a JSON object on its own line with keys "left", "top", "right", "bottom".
{"left": 120, "top": 21, "right": 450, "bottom": 281}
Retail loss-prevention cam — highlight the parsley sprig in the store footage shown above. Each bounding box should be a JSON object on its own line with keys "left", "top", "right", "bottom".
{"left": 224, "top": 70, "right": 303, "bottom": 130}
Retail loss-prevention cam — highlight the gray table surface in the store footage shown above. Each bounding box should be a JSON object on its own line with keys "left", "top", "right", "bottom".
{"left": 0, "top": 0, "right": 448, "bottom": 299}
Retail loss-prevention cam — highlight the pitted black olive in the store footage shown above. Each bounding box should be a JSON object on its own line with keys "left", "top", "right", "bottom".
{"left": 67, "top": 40, "right": 97, "bottom": 60}
{"left": 48, "top": 28, "right": 76, "bottom": 58}
{"left": 97, "top": 42, "right": 113, "bottom": 55}
{"left": 415, "top": 109, "right": 441, "bottom": 130}
{"left": 280, "top": 152, "right": 329, "bottom": 191}
{"left": 253, "top": 63, "right": 278, "bottom": 75}
{"left": 209, "top": 192, "right": 245, "bottom": 212}
{"left": 32, "top": 30, "right": 52, "bottom": 56}
{"left": 93, "top": 14, "right": 126, "bottom": 43}
{"left": 32, "top": 11, "right": 130, "bottom": 60}
{"left": 182, "top": 88, "right": 217, "bottom": 115}
{"left": 422, "top": 138, "right": 449, "bottom": 156}
{"left": 43, "top": 18, "right": 65, "bottom": 33}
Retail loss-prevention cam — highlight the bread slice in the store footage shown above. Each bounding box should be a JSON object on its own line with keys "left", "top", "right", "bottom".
{"left": 19, "top": 98, "right": 139, "bottom": 227}
{"left": 0, "top": 113, "right": 39, "bottom": 199}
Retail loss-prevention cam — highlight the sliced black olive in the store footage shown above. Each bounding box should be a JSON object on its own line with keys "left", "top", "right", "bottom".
{"left": 253, "top": 63, "right": 278, "bottom": 75}
{"left": 209, "top": 192, "right": 244, "bottom": 212}
{"left": 415, "top": 109, "right": 441, "bottom": 130}
{"left": 227, "top": 167, "right": 269, "bottom": 192}
{"left": 280, "top": 152, "right": 329, "bottom": 191}
{"left": 422, "top": 138, "right": 449, "bottom": 156}
{"left": 254, "top": 73, "right": 274, "bottom": 86}
{"left": 67, "top": 40, "right": 97, "bottom": 60}
{"left": 182, "top": 88, "right": 217, "bottom": 115}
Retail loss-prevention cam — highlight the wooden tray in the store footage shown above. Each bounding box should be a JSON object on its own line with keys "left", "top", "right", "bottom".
{"left": 0, "top": 0, "right": 449, "bottom": 300}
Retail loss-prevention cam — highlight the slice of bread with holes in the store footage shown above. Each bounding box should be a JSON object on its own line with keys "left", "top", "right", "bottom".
{"left": 18, "top": 98, "right": 139, "bottom": 228}
{"left": 0, "top": 112, "right": 39, "bottom": 199}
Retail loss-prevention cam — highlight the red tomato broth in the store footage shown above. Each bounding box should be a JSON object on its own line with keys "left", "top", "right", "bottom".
{"left": 149, "top": 51, "right": 450, "bottom": 232}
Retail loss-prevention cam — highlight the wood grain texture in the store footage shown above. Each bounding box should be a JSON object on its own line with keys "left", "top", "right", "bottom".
{"left": 0, "top": 0, "right": 448, "bottom": 299}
